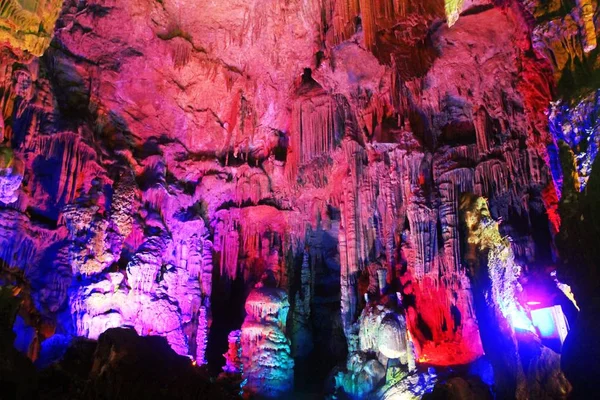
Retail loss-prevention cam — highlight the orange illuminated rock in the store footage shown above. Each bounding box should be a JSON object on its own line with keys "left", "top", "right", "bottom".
{"left": 0, "top": 0, "right": 63, "bottom": 55}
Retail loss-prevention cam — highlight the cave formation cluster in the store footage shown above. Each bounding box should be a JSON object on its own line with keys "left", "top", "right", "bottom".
{"left": 1, "top": 0, "right": 599, "bottom": 399}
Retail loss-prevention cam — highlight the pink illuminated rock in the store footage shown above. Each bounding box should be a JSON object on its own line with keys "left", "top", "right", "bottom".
{"left": 0, "top": 2, "right": 595, "bottom": 398}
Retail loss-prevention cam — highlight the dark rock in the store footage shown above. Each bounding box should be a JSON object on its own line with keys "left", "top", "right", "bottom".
{"left": 423, "top": 377, "right": 493, "bottom": 400}
{"left": 561, "top": 300, "right": 600, "bottom": 399}
{"left": 84, "top": 328, "right": 238, "bottom": 400}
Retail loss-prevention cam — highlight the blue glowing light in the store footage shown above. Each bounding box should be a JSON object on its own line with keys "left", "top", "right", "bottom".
{"left": 531, "top": 309, "right": 555, "bottom": 337}
{"left": 530, "top": 305, "right": 569, "bottom": 343}
{"left": 509, "top": 309, "right": 535, "bottom": 332}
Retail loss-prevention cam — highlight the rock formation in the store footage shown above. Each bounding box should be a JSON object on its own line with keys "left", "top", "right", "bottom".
{"left": 460, "top": 193, "right": 572, "bottom": 399}
{"left": 0, "top": 146, "right": 22, "bottom": 204}
{"left": 0, "top": 0, "right": 63, "bottom": 55}
{"left": 240, "top": 281, "right": 294, "bottom": 398}
{"left": 0, "top": 0, "right": 599, "bottom": 398}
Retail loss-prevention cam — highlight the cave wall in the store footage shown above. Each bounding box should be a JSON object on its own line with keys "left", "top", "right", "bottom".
{"left": 0, "top": 0, "right": 598, "bottom": 394}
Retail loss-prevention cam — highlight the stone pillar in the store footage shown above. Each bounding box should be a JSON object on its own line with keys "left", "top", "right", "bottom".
{"left": 240, "top": 286, "right": 294, "bottom": 398}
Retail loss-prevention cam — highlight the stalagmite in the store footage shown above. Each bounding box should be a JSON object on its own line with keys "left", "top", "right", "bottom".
{"left": 240, "top": 281, "right": 294, "bottom": 398}
{"left": 292, "top": 249, "right": 313, "bottom": 357}
{"left": 222, "top": 330, "right": 242, "bottom": 374}
{"left": 195, "top": 306, "right": 209, "bottom": 365}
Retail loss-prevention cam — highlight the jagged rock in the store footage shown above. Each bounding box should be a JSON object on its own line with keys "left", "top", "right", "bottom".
{"left": 423, "top": 377, "right": 492, "bottom": 400}
{"left": 85, "top": 328, "right": 235, "bottom": 400}
{"left": 337, "top": 354, "right": 386, "bottom": 398}
{"left": 518, "top": 333, "right": 571, "bottom": 400}
{"left": 336, "top": 299, "right": 418, "bottom": 398}
{"left": 376, "top": 369, "right": 438, "bottom": 400}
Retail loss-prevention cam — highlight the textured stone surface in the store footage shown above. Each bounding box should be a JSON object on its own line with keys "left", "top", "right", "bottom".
{"left": 0, "top": 0, "right": 63, "bottom": 55}
{"left": 0, "top": 0, "right": 599, "bottom": 398}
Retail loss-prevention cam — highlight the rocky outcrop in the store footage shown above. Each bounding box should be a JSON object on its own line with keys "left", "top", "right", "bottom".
{"left": 84, "top": 328, "right": 235, "bottom": 400}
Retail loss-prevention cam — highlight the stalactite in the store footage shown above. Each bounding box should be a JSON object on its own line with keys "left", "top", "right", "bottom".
{"left": 201, "top": 239, "right": 213, "bottom": 302}
{"left": 289, "top": 95, "right": 336, "bottom": 181}
{"left": 29, "top": 133, "right": 101, "bottom": 206}
{"left": 473, "top": 106, "right": 490, "bottom": 154}
{"left": 172, "top": 41, "right": 192, "bottom": 69}
{"left": 333, "top": 142, "right": 485, "bottom": 366}
{"left": 327, "top": 0, "right": 411, "bottom": 48}
{"left": 220, "top": 229, "right": 240, "bottom": 280}
{"left": 475, "top": 160, "right": 508, "bottom": 198}
{"left": 235, "top": 167, "right": 269, "bottom": 204}
{"left": 213, "top": 207, "right": 296, "bottom": 285}
{"left": 328, "top": 0, "right": 359, "bottom": 44}
{"left": 575, "top": 0, "right": 597, "bottom": 52}
{"left": 0, "top": 1, "right": 574, "bottom": 394}
{"left": 338, "top": 143, "right": 369, "bottom": 338}
{"left": 437, "top": 168, "right": 474, "bottom": 274}
{"left": 407, "top": 205, "right": 437, "bottom": 278}
{"left": 338, "top": 213, "right": 353, "bottom": 337}
{"left": 359, "top": 0, "right": 376, "bottom": 50}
